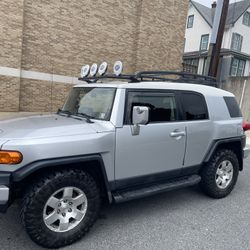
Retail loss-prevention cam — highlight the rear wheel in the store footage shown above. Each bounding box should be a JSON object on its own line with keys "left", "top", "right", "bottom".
{"left": 200, "top": 149, "right": 239, "bottom": 198}
{"left": 21, "top": 169, "right": 100, "bottom": 248}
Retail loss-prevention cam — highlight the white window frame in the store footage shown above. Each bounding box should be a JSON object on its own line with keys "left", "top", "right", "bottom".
{"left": 231, "top": 33, "right": 243, "bottom": 51}
{"left": 200, "top": 34, "right": 209, "bottom": 51}
{"left": 187, "top": 15, "right": 194, "bottom": 29}
{"left": 231, "top": 58, "right": 246, "bottom": 77}
{"left": 243, "top": 11, "right": 250, "bottom": 27}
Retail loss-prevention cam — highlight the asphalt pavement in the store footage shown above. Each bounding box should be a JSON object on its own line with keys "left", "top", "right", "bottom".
{"left": 1, "top": 158, "right": 250, "bottom": 250}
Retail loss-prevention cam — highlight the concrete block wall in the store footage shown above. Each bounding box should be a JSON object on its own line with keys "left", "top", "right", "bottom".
{"left": 0, "top": 0, "right": 188, "bottom": 112}
{"left": 222, "top": 77, "right": 250, "bottom": 121}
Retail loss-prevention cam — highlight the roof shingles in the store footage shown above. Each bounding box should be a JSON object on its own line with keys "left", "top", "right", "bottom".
{"left": 190, "top": 0, "right": 250, "bottom": 27}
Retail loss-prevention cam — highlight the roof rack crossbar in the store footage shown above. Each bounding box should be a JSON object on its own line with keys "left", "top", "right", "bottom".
{"left": 136, "top": 71, "right": 216, "bottom": 82}
{"left": 79, "top": 74, "right": 139, "bottom": 83}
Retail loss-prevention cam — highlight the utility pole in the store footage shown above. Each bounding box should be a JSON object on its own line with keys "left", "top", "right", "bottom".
{"left": 206, "top": 0, "right": 230, "bottom": 78}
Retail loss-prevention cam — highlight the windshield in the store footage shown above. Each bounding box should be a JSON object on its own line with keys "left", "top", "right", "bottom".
{"left": 62, "top": 87, "right": 116, "bottom": 121}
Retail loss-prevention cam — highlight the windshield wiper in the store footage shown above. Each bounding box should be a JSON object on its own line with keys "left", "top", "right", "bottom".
{"left": 75, "top": 112, "right": 94, "bottom": 123}
{"left": 57, "top": 109, "right": 94, "bottom": 123}
{"left": 57, "top": 109, "right": 73, "bottom": 117}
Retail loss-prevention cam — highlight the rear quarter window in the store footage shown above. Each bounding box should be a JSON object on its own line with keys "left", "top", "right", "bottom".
{"left": 181, "top": 92, "right": 209, "bottom": 120}
{"left": 223, "top": 96, "right": 242, "bottom": 118}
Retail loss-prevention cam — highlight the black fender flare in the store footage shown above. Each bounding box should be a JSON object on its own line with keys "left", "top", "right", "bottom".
{"left": 12, "top": 154, "right": 113, "bottom": 203}
{"left": 202, "top": 136, "right": 245, "bottom": 168}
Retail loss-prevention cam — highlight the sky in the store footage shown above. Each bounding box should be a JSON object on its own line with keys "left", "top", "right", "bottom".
{"left": 195, "top": 0, "right": 243, "bottom": 7}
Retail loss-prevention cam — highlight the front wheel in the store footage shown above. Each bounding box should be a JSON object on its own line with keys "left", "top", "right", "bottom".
{"left": 21, "top": 169, "right": 100, "bottom": 248}
{"left": 200, "top": 149, "right": 239, "bottom": 199}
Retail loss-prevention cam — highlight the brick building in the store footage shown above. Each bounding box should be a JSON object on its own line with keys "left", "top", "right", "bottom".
{"left": 0, "top": 0, "right": 188, "bottom": 112}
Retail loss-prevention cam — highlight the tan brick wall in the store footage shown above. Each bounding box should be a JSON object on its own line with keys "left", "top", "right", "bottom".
{"left": 21, "top": 0, "right": 141, "bottom": 75}
{"left": 20, "top": 79, "right": 72, "bottom": 112}
{"left": 0, "top": 0, "right": 24, "bottom": 111}
{"left": 136, "top": 0, "right": 188, "bottom": 71}
{"left": 0, "top": 0, "right": 24, "bottom": 68}
{"left": 0, "top": 0, "right": 188, "bottom": 112}
{"left": 0, "top": 76, "right": 20, "bottom": 111}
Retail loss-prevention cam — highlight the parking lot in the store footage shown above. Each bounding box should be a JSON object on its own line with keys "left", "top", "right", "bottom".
{"left": 0, "top": 157, "right": 249, "bottom": 250}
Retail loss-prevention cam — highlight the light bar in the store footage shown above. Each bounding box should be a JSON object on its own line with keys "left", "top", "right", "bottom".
{"left": 90, "top": 63, "right": 98, "bottom": 77}
{"left": 80, "top": 65, "right": 90, "bottom": 78}
{"left": 98, "top": 62, "right": 108, "bottom": 76}
{"left": 113, "top": 61, "right": 123, "bottom": 76}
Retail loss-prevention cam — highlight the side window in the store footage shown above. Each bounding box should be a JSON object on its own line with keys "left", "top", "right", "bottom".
{"left": 125, "top": 92, "right": 178, "bottom": 124}
{"left": 181, "top": 93, "right": 208, "bottom": 120}
{"left": 223, "top": 96, "right": 242, "bottom": 118}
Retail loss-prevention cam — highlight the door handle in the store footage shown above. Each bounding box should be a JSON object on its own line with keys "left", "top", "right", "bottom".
{"left": 170, "top": 130, "right": 186, "bottom": 137}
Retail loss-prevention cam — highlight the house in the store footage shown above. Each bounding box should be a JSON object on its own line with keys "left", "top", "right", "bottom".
{"left": 183, "top": 0, "right": 250, "bottom": 81}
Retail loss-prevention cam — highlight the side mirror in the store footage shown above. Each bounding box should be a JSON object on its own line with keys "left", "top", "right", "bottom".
{"left": 132, "top": 106, "right": 149, "bottom": 125}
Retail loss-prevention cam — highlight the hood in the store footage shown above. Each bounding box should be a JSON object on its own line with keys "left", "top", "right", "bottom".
{"left": 0, "top": 114, "right": 98, "bottom": 140}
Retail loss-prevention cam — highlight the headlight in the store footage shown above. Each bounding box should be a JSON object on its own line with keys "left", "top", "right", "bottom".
{"left": 0, "top": 151, "right": 23, "bottom": 164}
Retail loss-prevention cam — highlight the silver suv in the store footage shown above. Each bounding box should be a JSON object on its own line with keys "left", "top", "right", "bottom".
{"left": 0, "top": 71, "right": 249, "bottom": 248}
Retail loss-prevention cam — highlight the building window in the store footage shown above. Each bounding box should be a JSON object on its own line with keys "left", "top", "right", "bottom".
{"left": 243, "top": 12, "right": 250, "bottom": 27}
{"left": 183, "top": 58, "right": 199, "bottom": 74}
{"left": 200, "top": 34, "right": 209, "bottom": 51}
{"left": 183, "top": 58, "right": 199, "bottom": 67}
{"left": 231, "top": 33, "right": 243, "bottom": 51}
{"left": 231, "top": 58, "right": 246, "bottom": 76}
{"left": 187, "top": 15, "right": 194, "bottom": 28}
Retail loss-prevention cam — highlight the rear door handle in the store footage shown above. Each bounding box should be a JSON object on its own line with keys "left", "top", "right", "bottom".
{"left": 170, "top": 130, "right": 186, "bottom": 137}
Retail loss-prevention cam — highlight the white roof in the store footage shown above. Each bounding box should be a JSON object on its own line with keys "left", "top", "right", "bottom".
{"left": 74, "top": 81, "right": 234, "bottom": 97}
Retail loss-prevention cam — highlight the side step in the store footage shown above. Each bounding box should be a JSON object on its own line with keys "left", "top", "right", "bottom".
{"left": 113, "top": 175, "right": 201, "bottom": 203}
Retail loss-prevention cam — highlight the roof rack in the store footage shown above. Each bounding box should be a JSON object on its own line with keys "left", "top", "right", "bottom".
{"left": 78, "top": 71, "right": 217, "bottom": 87}
{"left": 135, "top": 71, "right": 217, "bottom": 87}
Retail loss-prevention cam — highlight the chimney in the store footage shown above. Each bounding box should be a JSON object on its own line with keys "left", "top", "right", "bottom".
{"left": 212, "top": 1, "right": 217, "bottom": 9}
{"left": 211, "top": 1, "right": 217, "bottom": 23}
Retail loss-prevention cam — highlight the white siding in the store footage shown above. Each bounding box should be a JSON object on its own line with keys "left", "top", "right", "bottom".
{"left": 230, "top": 7, "right": 250, "bottom": 54}
{"left": 184, "top": 4, "right": 212, "bottom": 53}
{"left": 184, "top": 3, "right": 250, "bottom": 78}
{"left": 222, "top": 7, "right": 250, "bottom": 53}
{"left": 197, "top": 58, "right": 205, "bottom": 74}
{"left": 185, "top": 5, "right": 250, "bottom": 54}
{"left": 245, "top": 60, "right": 250, "bottom": 76}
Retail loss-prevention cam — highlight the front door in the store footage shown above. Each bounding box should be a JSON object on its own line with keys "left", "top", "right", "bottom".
{"left": 115, "top": 90, "right": 186, "bottom": 188}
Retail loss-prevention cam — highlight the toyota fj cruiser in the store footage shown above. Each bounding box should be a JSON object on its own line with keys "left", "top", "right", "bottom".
{"left": 0, "top": 66, "right": 249, "bottom": 248}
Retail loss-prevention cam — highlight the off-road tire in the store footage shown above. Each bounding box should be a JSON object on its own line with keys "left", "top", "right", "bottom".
{"left": 21, "top": 169, "right": 100, "bottom": 249}
{"left": 200, "top": 149, "right": 239, "bottom": 198}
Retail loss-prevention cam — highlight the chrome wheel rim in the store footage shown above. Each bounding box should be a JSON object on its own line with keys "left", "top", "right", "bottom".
{"left": 43, "top": 187, "right": 88, "bottom": 233}
{"left": 215, "top": 160, "right": 234, "bottom": 189}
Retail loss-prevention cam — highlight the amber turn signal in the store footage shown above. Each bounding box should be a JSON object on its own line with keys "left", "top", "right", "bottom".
{"left": 0, "top": 151, "right": 23, "bottom": 164}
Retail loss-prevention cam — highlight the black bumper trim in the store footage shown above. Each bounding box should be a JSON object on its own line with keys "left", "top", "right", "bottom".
{"left": 0, "top": 204, "right": 8, "bottom": 213}
{"left": 0, "top": 172, "right": 11, "bottom": 186}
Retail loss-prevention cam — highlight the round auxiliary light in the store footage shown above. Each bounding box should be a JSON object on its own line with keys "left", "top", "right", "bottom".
{"left": 90, "top": 63, "right": 98, "bottom": 77}
{"left": 80, "top": 65, "right": 90, "bottom": 78}
{"left": 98, "top": 62, "right": 108, "bottom": 76}
{"left": 113, "top": 61, "right": 123, "bottom": 76}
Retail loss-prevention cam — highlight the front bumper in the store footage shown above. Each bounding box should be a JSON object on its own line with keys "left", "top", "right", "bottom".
{"left": 0, "top": 186, "right": 9, "bottom": 212}
{"left": 0, "top": 173, "right": 11, "bottom": 213}
{"left": 244, "top": 147, "right": 250, "bottom": 159}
